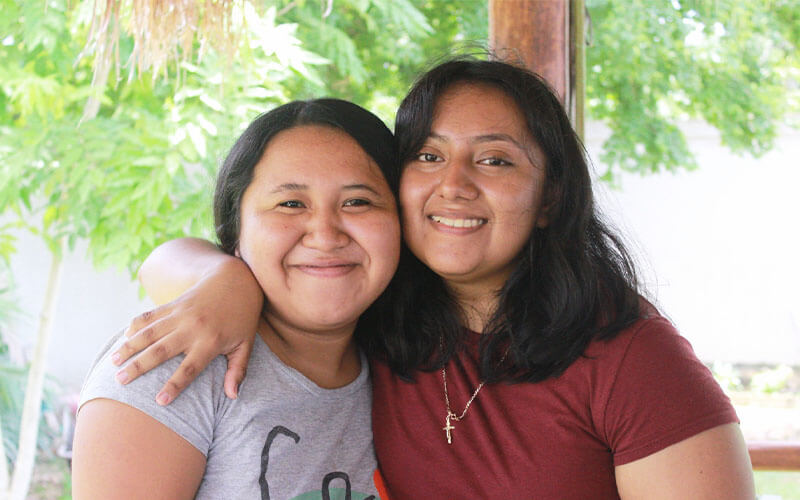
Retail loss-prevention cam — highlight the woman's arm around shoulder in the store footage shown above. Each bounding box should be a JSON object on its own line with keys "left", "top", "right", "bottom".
{"left": 113, "top": 237, "right": 263, "bottom": 405}
{"left": 615, "top": 422, "right": 755, "bottom": 499}
{"left": 72, "top": 398, "right": 206, "bottom": 500}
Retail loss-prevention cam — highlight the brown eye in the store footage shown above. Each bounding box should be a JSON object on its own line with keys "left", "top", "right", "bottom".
{"left": 343, "top": 198, "right": 371, "bottom": 207}
{"left": 478, "top": 157, "right": 512, "bottom": 167}
{"left": 416, "top": 152, "right": 441, "bottom": 162}
{"left": 278, "top": 200, "right": 305, "bottom": 208}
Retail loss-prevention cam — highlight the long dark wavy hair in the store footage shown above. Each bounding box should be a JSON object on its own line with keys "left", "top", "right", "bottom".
{"left": 363, "top": 57, "right": 642, "bottom": 383}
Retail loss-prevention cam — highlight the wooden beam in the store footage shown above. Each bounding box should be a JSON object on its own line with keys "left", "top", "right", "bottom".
{"left": 748, "top": 441, "right": 800, "bottom": 471}
{"left": 489, "top": 0, "right": 570, "bottom": 103}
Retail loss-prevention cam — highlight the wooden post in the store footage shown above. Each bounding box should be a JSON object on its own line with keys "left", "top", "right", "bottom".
{"left": 488, "top": 0, "right": 570, "bottom": 104}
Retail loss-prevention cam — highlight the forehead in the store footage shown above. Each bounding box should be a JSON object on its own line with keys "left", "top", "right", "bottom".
{"left": 428, "top": 83, "right": 546, "bottom": 167}
{"left": 252, "top": 125, "right": 388, "bottom": 186}
{"left": 431, "top": 83, "right": 529, "bottom": 137}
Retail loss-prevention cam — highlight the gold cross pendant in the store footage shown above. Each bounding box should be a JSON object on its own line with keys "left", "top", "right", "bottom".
{"left": 443, "top": 412, "right": 456, "bottom": 444}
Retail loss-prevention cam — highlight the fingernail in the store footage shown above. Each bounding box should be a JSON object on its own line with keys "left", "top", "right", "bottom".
{"left": 156, "top": 391, "right": 171, "bottom": 406}
{"left": 116, "top": 371, "right": 130, "bottom": 384}
{"left": 111, "top": 353, "right": 121, "bottom": 365}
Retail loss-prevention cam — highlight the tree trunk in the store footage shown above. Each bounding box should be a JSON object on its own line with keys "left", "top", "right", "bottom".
{"left": 3, "top": 22, "right": 109, "bottom": 494}
{"left": 6, "top": 242, "right": 64, "bottom": 500}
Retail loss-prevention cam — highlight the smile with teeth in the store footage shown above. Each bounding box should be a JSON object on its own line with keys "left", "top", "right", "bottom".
{"left": 429, "top": 215, "right": 487, "bottom": 228}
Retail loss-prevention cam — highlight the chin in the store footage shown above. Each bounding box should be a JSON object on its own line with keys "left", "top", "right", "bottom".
{"left": 300, "top": 305, "right": 364, "bottom": 331}
{"left": 304, "top": 318, "right": 361, "bottom": 333}
{"left": 423, "top": 259, "right": 477, "bottom": 280}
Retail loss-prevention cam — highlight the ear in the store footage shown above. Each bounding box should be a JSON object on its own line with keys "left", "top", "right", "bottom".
{"left": 535, "top": 201, "right": 550, "bottom": 228}
{"left": 535, "top": 185, "right": 559, "bottom": 229}
{"left": 234, "top": 245, "right": 241, "bottom": 258}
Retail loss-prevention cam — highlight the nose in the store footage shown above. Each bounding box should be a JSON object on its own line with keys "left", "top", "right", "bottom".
{"left": 435, "top": 159, "right": 479, "bottom": 201}
{"left": 302, "top": 208, "right": 350, "bottom": 251}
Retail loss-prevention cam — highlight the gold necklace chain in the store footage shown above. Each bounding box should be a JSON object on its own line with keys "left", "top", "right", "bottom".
{"left": 441, "top": 344, "right": 509, "bottom": 444}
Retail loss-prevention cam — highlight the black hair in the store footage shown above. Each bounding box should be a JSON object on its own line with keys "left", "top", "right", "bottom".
{"left": 214, "top": 98, "right": 399, "bottom": 255}
{"left": 373, "top": 56, "right": 641, "bottom": 383}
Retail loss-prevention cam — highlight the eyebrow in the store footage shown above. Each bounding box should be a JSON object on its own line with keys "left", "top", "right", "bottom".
{"left": 270, "top": 183, "right": 307, "bottom": 193}
{"left": 428, "top": 132, "right": 527, "bottom": 150}
{"left": 343, "top": 183, "right": 381, "bottom": 195}
{"left": 270, "top": 183, "right": 381, "bottom": 195}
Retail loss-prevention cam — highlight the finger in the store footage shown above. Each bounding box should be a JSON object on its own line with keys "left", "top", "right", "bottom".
{"left": 223, "top": 341, "right": 254, "bottom": 400}
{"left": 124, "top": 306, "right": 170, "bottom": 338}
{"left": 114, "top": 335, "right": 180, "bottom": 386}
{"left": 154, "top": 347, "right": 217, "bottom": 406}
{"left": 113, "top": 315, "right": 176, "bottom": 366}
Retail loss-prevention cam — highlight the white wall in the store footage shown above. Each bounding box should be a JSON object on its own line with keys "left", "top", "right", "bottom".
{"left": 4, "top": 120, "right": 799, "bottom": 394}
{"left": 5, "top": 231, "right": 152, "bottom": 394}
{"left": 588, "top": 120, "right": 800, "bottom": 365}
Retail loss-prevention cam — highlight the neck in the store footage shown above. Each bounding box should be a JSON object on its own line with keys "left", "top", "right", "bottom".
{"left": 258, "top": 315, "right": 361, "bottom": 389}
{"left": 446, "top": 281, "right": 501, "bottom": 333}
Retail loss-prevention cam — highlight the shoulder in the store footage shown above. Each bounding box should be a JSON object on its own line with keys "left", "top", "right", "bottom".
{"left": 577, "top": 308, "right": 739, "bottom": 465}
{"left": 80, "top": 330, "right": 229, "bottom": 407}
{"left": 79, "top": 330, "right": 229, "bottom": 455}
{"left": 583, "top": 305, "right": 686, "bottom": 368}
{"left": 580, "top": 308, "right": 722, "bottom": 412}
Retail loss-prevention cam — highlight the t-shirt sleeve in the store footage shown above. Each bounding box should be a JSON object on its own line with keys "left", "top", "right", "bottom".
{"left": 601, "top": 317, "right": 739, "bottom": 466}
{"left": 78, "top": 330, "right": 227, "bottom": 456}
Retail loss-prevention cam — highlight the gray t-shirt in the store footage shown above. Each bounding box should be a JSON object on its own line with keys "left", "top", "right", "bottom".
{"left": 80, "top": 331, "right": 381, "bottom": 500}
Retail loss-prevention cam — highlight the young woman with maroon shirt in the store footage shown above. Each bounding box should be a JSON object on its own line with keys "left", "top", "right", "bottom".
{"left": 109, "top": 58, "right": 754, "bottom": 499}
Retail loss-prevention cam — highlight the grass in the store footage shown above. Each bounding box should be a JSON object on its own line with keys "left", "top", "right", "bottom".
{"left": 755, "top": 471, "right": 800, "bottom": 499}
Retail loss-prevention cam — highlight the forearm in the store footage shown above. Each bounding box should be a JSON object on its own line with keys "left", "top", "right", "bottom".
{"left": 119, "top": 237, "right": 262, "bottom": 402}
{"left": 139, "top": 237, "right": 245, "bottom": 305}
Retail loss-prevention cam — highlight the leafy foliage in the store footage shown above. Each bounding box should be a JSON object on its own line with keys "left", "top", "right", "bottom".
{"left": 587, "top": 0, "right": 799, "bottom": 179}
{"left": 273, "top": 0, "right": 487, "bottom": 121}
{"left": 0, "top": 0, "right": 327, "bottom": 274}
{"left": 0, "top": 0, "right": 798, "bottom": 276}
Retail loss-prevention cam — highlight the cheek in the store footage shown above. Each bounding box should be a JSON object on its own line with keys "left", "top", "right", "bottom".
{"left": 498, "top": 175, "right": 541, "bottom": 214}
{"left": 363, "top": 216, "right": 402, "bottom": 265}
{"left": 238, "top": 218, "right": 294, "bottom": 266}
{"left": 399, "top": 169, "right": 428, "bottom": 214}
{"left": 399, "top": 184, "right": 427, "bottom": 239}
{"left": 493, "top": 190, "right": 541, "bottom": 245}
{"left": 345, "top": 215, "right": 401, "bottom": 280}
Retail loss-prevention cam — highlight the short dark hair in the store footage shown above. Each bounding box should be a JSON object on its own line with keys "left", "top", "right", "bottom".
{"left": 376, "top": 57, "right": 641, "bottom": 383}
{"left": 213, "top": 98, "right": 398, "bottom": 255}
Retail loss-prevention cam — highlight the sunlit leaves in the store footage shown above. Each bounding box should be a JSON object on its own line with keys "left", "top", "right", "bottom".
{"left": 20, "top": 0, "right": 66, "bottom": 53}
{"left": 587, "top": 0, "right": 799, "bottom": 179}
{"left": 0, "top": 0, "right": 317, "bottom": 276}
{"left": 274, "top": 0, "right": 441, "bottom": 116}
{"left": 0, "top": 0, "right": 797, "bottom": 279}
{"left": 241, "top": 4, "right": 329, "bottom": 83}
{"left": 370, "top": 0, "right": 433, "bottom": 39}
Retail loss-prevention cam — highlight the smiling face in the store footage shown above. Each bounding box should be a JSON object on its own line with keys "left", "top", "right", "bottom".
{"left": 237, "top": 125, "right": 401, "bottom": 335}
{"left": 399, "top": 83, "right": 548, "bottom": 303}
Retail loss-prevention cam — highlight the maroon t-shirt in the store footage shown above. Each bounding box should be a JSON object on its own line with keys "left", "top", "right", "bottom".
{"left": 371, "top": 314, "right": 738, "bottom": 499}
